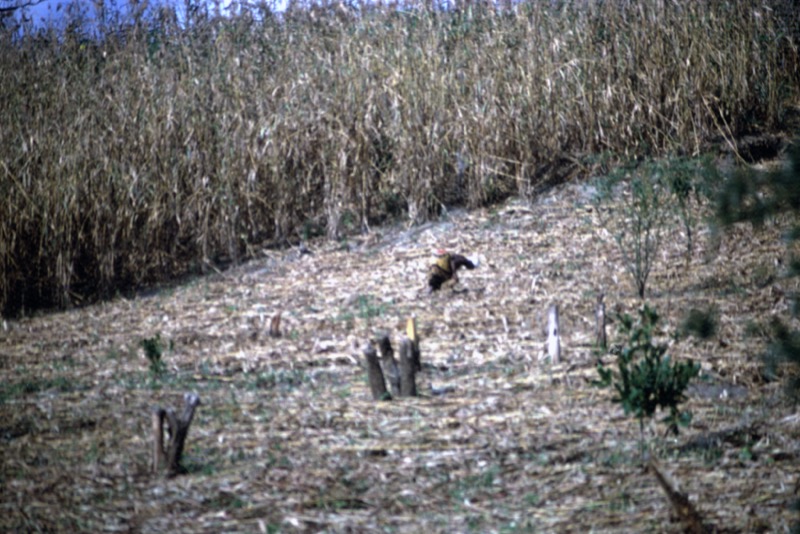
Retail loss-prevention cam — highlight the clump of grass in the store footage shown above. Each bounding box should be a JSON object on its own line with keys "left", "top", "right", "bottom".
{"left": 249, "top": 369, "right": 309, "bottom": 392}
{"left": 140, "top": 334, "right": 167, "bottom": 378}
{"left": 1, "top": 0, "right": 797, "bottom": 316}
{"left": 0, "top": 376, "right": 77, "bottom": 404}
{"left": 681, "top": 307, "right": 719, "bottom": 340}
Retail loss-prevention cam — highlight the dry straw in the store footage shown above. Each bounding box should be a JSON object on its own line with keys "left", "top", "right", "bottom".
{"left": 0, "top": 0, "right": 797, "bottom": 315}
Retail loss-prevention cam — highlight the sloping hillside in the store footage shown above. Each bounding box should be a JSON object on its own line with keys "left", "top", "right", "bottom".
{"left": 2, "top": 177, "right": 799, "bottom": 532}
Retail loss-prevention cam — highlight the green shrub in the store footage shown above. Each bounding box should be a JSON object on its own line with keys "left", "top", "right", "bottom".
{"left": 680, "top": 307, "right": 719, "bottom": 341}
{"left": 141, "top": 334, "right": 167, "bottom": 378}
{"left": 593, "top": 156, "right": 721, "bottom": 297}
{"left": 595, "top": 305, "right": 700, "bottom": 455}
{"left": 662, "top": 156, "right": 722, "bottom": 257}
{"left": 593, "top": 162, "right": 670, "bottom": 298}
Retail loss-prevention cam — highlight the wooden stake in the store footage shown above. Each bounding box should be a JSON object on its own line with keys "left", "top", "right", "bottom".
{"left": 595, "top": 292, "right": 607, "bottom": 352}
{"left": 547, "top": 304, "right": 560, "bottom": 365}
{"left": 152, "top": 408, "right": 166, "bottom": 473}
{"left": 269, "top": 312, "right": 282, "bottom": 338}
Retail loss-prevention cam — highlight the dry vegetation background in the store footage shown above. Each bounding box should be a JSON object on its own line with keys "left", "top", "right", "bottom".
{"left": 1, "top": 0, "right": 798, "bottom": 315}
{"left": 2, "top": 0, "right": 800, "bottom": 532}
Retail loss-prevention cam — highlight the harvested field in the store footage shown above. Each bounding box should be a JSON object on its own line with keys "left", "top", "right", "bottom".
{"left": 1, "top": 179, "right": 799, "bottom": 532}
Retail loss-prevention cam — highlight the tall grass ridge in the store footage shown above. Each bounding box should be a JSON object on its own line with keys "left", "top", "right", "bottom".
{"left": 1, "top": 0, "right": 798, "bottom": 316}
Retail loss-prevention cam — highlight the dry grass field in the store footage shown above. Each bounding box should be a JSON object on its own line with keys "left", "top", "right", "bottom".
{"left": 2, "top": 173, "right": 799, "bottom": 532}
{"left": 3, "top": 0, "right": 800, "bottom": 531}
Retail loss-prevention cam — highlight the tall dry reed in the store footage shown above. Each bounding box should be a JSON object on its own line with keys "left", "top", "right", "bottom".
{"left": 0, "top": 0, "right": 797, "bottom": 315}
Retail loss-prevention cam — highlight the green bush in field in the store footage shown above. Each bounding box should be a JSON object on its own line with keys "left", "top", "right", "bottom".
{"left": 592, "top": 156, "right": 721, "bottom": 298}
{"left": 141, "top": 334, "right": 166, "bottom": 378}
{"left": 593, "top": 162, "right": 670, "bottom": 299}
{"left": 662, "top": 156, "right": 722, "bottom": 257}
{"left": 595, "top": 305, "right": 700, "bottom": 456}
{"left": 680, "top": 307, "right": 718, "bottom": 341}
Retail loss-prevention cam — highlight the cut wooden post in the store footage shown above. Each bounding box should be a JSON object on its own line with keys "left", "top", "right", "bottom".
{"left": 363, "top": 342, "right": 391, "bottom": 401}
{"left": 406, "top": 317, "right": 421, "bottom": 372}
{"left": 152, "top": 393, "right": 201, "bottom": 477}
{"left": 269, "top": 311, "right": 282, "bottom": 338}
{"left": 377, "top": 334, "right": 401, "bottom": 396}
{"left": 167, "top": 393, "right": 201, "bottom": 475}
{"left": 547, "top": 304, "right": 560, "bottom": 365}
{"left": 152, "top": 408, "right": 166, "bottom": 473}
{"left": 398, "top": 337, "right": 418, "bottom": 397}
{"left": 595, "top": 293, "right": 607, "bottom": 351}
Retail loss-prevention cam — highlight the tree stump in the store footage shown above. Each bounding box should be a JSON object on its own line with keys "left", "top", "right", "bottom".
{"left": 269, "top": 311, "right": 282, "bottom": 338}
{"left": 398, "top": 337, "right": 418, "bottom": 397}
{"left": 152, "top": 392, "right": 201, "bottom": 476}
{"left": 406, "top": 317, "right": 421, "bottom": 372}
{"left": 377, "top": 335, "right": 401, "bottom": 397}
{"left": 362, "top": 320, "right": 422, "bottom": 402}
{"left": 363, "top": 342, "right": 391, "bottom": 401}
